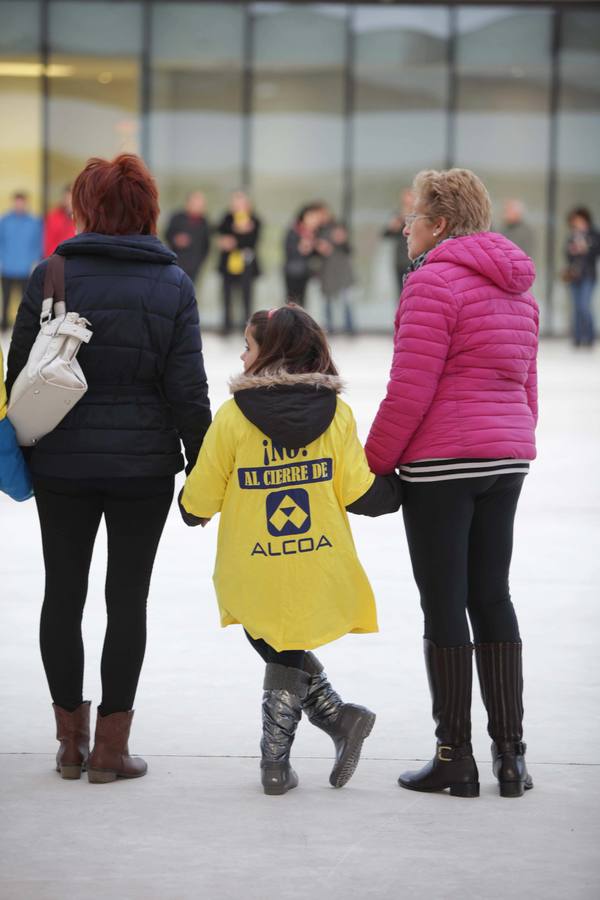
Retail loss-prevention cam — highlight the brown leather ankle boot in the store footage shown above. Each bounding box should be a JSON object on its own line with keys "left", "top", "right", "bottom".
{"left": 87, "top": 709, "right": 147, "bottom": 784}
{"left": 53, "top": 701, "right": 91, "bottom": 779}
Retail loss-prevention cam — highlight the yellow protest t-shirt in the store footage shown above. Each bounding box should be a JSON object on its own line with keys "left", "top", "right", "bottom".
{"left": 182, "top": 396, "right": 377, "bottom": 652}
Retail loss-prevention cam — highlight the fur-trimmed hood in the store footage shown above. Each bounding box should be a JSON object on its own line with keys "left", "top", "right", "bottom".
{"left": 230, "top": 370, "right": 343, "bottom": 450}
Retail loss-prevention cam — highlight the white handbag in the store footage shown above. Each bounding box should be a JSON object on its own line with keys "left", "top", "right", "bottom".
{"left": 8, "top": 255, "right": 93, "bottom": 447}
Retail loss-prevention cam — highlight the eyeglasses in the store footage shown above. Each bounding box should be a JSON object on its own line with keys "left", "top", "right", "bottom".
{"left": 404, "top": 214, "right": 432, "bottom": 227}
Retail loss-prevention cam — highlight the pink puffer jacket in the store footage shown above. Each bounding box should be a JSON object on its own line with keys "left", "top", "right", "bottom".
{"left": 365, "top": 232, "right": 539, "bottom": 475}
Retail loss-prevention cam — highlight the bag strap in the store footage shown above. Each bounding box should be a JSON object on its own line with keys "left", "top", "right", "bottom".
{"left": 41, "top": 254, "right": 66, "bottom": 324}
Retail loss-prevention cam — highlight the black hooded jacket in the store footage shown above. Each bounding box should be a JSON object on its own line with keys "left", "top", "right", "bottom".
{"left": 7, "top": 233, "right": 211, "bottom": 479}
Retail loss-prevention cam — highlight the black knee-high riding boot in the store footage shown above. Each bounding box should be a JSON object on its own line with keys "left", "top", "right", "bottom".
{"left": 398, "top": 640, "right": 479, "bottom": 797}
{"left": 302, "top": 651, "right": 376, "bottom": 788}
{"left": 475, "top": 641, "right": 533, "bottom": 797}
{"left": 260, "top": 663, "right": 310, "bottom": 796}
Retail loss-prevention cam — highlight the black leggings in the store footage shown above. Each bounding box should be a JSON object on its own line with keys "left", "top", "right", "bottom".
{"left": 402, "top": 473, "right": 524, "bottom": 647}
{"left": 33, "top": 476, "right": 174, "bottom": 715}
{"left": 285, "top": 275, "right": 309, "bottom": 306}
{"left": 244, "top": 630, "right": 305, "bottom": 670}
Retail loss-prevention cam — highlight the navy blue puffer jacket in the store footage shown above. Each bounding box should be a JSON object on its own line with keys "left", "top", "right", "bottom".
{"left": 6, "top": 233, "right": 211, "bottom": 479}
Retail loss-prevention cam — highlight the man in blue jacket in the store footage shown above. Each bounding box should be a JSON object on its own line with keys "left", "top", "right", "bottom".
{"left": 0, "top": 192, "right": 42, "bottom": 332}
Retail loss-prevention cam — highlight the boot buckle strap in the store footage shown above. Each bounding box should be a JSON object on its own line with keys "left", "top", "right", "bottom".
{"left": 437, "top": 745, "right": 453, "bottom": 762}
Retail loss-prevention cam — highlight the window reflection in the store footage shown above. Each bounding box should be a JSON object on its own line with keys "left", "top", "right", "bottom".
{"left": 352, "top": 5, "right": 450, "bottom": 321}
{"left": 555, "top": 11, "right": 600, "bottom": 333}
{"left": 150, "top": 2, "right": 245, "bottom": 323}
{"left": 47, "top": 1, "right": 142, "bottom": 203}
{"left": 0, "top": 0, "right": 42, "bottom": 213}
{"left": 455, "top": 6, "right": 552, "bottom": 322}
{"left": 251, "top": 3, "right": 347, "bottom": 309}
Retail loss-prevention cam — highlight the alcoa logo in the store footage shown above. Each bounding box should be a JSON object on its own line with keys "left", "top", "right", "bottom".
{"left": 250, "top": 488, "right": 332, "bottom": 557}
{"left": 266, "top": 489, "right": 311, "bottom": 537}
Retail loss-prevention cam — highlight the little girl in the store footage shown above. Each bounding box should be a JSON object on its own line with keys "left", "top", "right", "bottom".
{"left": 180, "top": 304, "right": 401, "bottom": 795}
{"left": 0, "top": 347, "right": 31, "bottom": 502}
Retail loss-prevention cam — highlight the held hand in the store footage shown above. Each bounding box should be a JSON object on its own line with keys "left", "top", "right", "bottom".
{"left": 218, "top": 235, "right": 237, "bottom": 251}
{"left": 316, "top": 239, "right": 333, "bottom": 256}
{"left": 298, "top": 238, "right": 314, "bottom": 255}
{"left": 174, "top": 233, "right": 192, "bottom": 248}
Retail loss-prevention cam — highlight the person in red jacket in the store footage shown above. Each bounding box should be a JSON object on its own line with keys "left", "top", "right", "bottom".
{"left": 366, "top": 168, "right": 538, "bottom": 801}
{"left": 44, "top": 185, "right": 75, "bottom": 257}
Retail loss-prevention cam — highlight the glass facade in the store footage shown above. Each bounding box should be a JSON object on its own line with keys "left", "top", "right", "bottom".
{"left": 0, "top": 0, "right": 599, "bottom": 333}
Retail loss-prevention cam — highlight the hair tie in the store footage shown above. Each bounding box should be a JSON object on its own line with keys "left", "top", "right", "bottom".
{"left": 267, "top": 308, "right": 278, "bottom": 319}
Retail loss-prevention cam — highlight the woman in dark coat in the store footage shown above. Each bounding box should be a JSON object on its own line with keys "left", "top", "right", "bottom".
{"left": 216, "top": 191, "right": 261, "bottom": 334}
{"left": 283, "top": 204, "right": 322, "bottom": 306}
{"left": 7, "top": 154, "right": 212, "bottom": 784}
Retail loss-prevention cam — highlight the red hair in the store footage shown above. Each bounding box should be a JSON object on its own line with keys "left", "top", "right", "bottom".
{"left": 72, "top": 153, "right": 159, "bottom": 235}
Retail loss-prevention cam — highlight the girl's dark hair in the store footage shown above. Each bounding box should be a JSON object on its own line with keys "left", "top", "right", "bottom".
{"left": 567, "top": 206, "right": 593, "bottom": 228}
{"left": 246, "top": 303, "right": 338, "bottom": 377}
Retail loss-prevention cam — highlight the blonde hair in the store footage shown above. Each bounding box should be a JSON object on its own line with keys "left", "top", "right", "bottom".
{"left": 413, "top": 168, "right": 492, "bottom": 236}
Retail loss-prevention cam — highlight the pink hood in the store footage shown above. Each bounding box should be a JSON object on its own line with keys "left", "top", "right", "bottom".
{"left": 428, "top": 231, "right": 535, "bottom": 294}
{"left": 365, "top": 232, "right": 539, "bottom": 474}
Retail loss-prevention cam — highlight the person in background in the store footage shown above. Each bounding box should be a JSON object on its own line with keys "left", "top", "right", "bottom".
{"left": 316, "top": 204, "right": 355, "bottom": 335}
{"left": 44, "top": 185, "right": 76, "bottom": 258}
{"left": 0, "top": 346, "right": 32, "bottom": 502}
{"left": 7, "top": 154, "right": 211, "bottom": 785}
{"left": 382, "top": 188, "right": 414, "bottom": 299}
{"left": 564, "top": 206, "right": 598, "bottom": 348}
{"left": 165, "top": 190, "right": 211, "bottom": 285}
{"left": 0, "top": 192, "right": 42, "bottom": 332}
{"left": 217, "top": 191, "right": 261, "bottom": 335}
{"left": 283, "top": 204, "right": 322, "bottom": 307}
{"left": 500, "top": 199, "right": 535, "bottom": 260}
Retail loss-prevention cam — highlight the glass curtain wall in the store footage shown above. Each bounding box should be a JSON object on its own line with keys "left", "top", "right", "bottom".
{"left": 555, "top": 9, "right": 600, "bottom": 333}
{"left": 46, "top": 1, "right": 142, "bottom": 208}
{"left": 352, "top": 5, "right": 450, "bottom": 321}
{"left": 455, "top": 6, "right": 553, "bottom": 326}
{"left": 250, "top": 3, "right": 347, "bottom": 312}
{"left": 0, "top": 0, "right": 42, "bottom": 214}
{"left": 149, "top": 2, "right": 245, "bottom": 319}
{"left": 1, "top": 0, "right": 600, "bottom": 334}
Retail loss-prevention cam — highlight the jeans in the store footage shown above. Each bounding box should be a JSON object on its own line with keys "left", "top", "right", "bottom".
{"left": 570, "top": 278, "right": 596, "bottom": 346}
{"left": 324, "top": 289, "right": 354, "bottom": 335}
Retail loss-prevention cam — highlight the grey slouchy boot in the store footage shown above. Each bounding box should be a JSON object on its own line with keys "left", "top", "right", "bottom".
{"left": 302, "top": 652, "right": 376, "bottom": 788}
{"left": 260, "top": 663, "right": 310, "bottom": 796}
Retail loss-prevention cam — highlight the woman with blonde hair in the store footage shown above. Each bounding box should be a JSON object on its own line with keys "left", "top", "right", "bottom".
{"left": 366, "top": 168, "right": 539, "bottom": 799}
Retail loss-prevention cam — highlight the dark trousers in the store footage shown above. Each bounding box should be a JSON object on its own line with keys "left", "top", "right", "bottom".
{"left": 1, "top": 276, "right": 26, "bottom": 330}
{"left": 245, "top": 630, "right": 305, "bottom": 670}
{"left": 402, "top": 474, "right": 524, "bottom": 647}
{"left": 33, "top": 476, "right": 174, "bottom": 715}
{"left": 222, "top": 272, "right": 253, "bottom": 333}
{"left": 570, "top": 278, "right": 596, "bottom": 346}
{"left": 285, "top": 275, "right": 310, "bottom": 307}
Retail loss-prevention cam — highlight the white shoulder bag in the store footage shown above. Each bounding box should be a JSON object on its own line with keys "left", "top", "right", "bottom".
{"left": 8, "top": 255, "right": 93, "bottom": 446}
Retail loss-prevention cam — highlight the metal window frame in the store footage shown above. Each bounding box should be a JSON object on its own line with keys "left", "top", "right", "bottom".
{"left": 34, "top": 0, "right": 600, "bottom": 334}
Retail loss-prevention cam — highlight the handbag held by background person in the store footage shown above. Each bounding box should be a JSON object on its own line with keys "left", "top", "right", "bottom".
{"left": 7, "top": 255, "right": 92, "bottom": 446}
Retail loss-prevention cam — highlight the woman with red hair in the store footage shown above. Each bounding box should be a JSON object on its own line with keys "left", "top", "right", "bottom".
{"left": 7, "top": 154, "right": 212, "bottom": 784}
